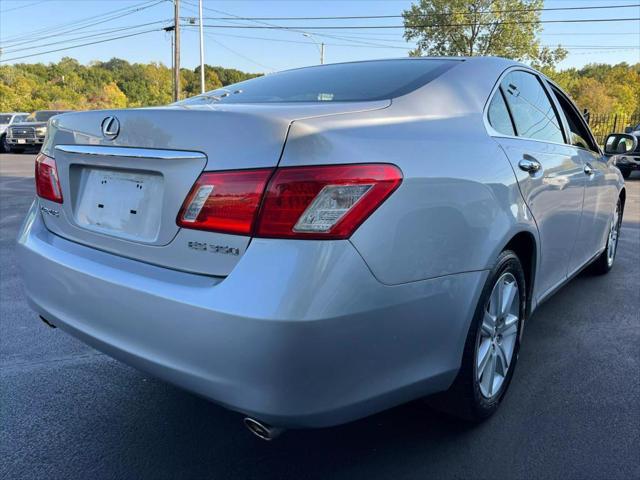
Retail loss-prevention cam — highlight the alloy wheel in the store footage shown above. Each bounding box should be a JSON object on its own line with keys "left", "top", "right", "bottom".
{"left": 606, "top": 201, "right": 621, "bottom": 267}
{"left": 475, "top": 272, "right": 520, "bottom": 399}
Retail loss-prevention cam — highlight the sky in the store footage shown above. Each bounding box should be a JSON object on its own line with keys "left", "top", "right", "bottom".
{"left": 0, "top": 0, "right": 639, "bottom": 73}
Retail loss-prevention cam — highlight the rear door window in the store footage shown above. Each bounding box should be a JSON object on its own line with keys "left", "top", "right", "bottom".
{"left": 548, "top": 84, "right": 599, "bottom": 153}
{"left": 501, "top": 71, "right": 565, "bottom": 144}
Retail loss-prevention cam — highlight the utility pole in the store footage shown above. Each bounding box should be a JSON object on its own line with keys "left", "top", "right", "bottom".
{"left": 198, "top": 0, "right": 205, "bottom": 93}
{"left": 173, "top": 0, "right": 181, "bottom": 102}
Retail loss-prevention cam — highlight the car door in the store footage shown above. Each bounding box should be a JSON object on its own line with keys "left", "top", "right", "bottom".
{"left": 487, "top": 69, "right": 586, "bottom": 298}
{"left": 545, "top": 82, "right": 616, "bottom": 273}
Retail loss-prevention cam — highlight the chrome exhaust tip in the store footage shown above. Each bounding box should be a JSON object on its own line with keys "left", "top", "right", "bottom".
{"left": 243, "top": 417, "right": 284, "bottom": 441}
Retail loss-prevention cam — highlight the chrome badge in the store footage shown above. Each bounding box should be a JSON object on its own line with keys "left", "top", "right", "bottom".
{"left": 40, "top": 205, "right": 60, "bottom": 217}
{"left": 101, "top": 116, "right": 120, "bottom": 140}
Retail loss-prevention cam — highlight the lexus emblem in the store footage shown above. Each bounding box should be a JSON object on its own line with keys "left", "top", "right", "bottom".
{"left": 101, "top": 116, "right": 120, "bottom": 140}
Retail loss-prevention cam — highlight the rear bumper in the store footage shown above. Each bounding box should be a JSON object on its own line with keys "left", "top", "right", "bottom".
{"left": 17, "top": 200, "right": 487, "bottom": 428}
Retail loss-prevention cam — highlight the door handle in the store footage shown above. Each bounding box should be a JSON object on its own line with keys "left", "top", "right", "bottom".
{"left": 584, "top": 163, "right": 595, "bottom": 175}
{"left": 518, "top": 158, "right": 541, "bottom": 173}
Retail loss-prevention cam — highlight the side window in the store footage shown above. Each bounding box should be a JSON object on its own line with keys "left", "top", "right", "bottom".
{"left": 550, "top": 86, "right": 599, "bottom": 153}
{"left": 488, "top": 89, "right": 515, "bottom": 136}
{"left": 501, "top": 71, "right": 564, "bottom": 144}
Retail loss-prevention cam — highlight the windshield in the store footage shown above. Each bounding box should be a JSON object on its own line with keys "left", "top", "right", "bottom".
{"left": 0, "top": 115, "right": 11, "bottom": 124}
{"left": 26, "top": 111, "right": 67, "bottom": 122}
{"left": 177, "top": 59, "right": 459, "bottom": 105}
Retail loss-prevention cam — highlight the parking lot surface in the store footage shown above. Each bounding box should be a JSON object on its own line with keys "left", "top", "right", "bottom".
{"left": 1, "top": 152, "right": 639, "bottom": 480}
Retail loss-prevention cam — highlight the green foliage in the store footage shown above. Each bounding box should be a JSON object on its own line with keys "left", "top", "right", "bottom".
{"left": 546, "top": 63, "right": 640, "bottom": 118}
{"left": 403, "top": 0, "right": 567, "bottom": 67}
{"left": 0, "top": 57, "right": 261, "bottom": 111}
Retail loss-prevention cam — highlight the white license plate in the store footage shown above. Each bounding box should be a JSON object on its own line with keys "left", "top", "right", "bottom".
{"left": 17, "top": 139, "right": 26, "bottom": 144}
{"left": 74, "top": 169, "right": 164, "bottom": 242}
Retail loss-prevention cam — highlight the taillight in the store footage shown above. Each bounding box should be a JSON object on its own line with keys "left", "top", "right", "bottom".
{"left": 35, "top": 153, "right": 63, "bottom": 203}
{"left": 177, "top": 169, "right": 273, "bottom": 235}
{"left": 256, "top": 164, "right": 402, "bottom": 239}
{"left": 178, "top": 164, "right": 402, "bottom": 239}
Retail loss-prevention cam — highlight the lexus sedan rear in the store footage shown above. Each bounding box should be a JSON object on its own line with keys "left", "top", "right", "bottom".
{"left": 17, "top": 57, "right": 625, "bottom": 437}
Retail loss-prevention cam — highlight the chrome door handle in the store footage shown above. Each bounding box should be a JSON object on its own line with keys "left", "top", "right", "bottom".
{"left": 518, "top": 158, "right": 541, "bottom": 173}
{"left": 584, "top": 163, "right": 595, "bottom": 175}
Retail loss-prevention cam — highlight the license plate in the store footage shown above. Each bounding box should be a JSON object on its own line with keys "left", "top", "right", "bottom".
{"left": 74, "top": 169, "right": 164, "bottom": 242}
{"left": 17, "top": 139, "right": 26, "bottom": 144}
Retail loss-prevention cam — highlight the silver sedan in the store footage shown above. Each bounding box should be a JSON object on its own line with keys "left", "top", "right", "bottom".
{"left": 17, "top": 57, "right": 627, "bottom": 440}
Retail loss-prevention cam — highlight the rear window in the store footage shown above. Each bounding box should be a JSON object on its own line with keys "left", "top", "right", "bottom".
{"left": 178, "top": 59, "right": 460, "bottom": 105}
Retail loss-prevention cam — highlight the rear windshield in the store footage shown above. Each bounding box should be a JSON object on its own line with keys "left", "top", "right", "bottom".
{"left": 26, "top": 111, "right": 67, "bottom": 122}
{"left": 178, "top": 59, "right": 459, "bottom": 105}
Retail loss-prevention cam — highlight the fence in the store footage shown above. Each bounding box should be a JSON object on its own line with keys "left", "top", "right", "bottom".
{"left": 586, "top": 113, "right": 640, "bottom": 145}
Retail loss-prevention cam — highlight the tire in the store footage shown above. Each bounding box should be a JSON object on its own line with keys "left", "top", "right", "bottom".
{"left": 590, "top": 197, "right": 622, "bottom": 275}
{"left": 620, "top": 168, "right": 631, "bottom": 180}
{"left": 0, "top": 135, "right": 7, "bottom": 153}
{"left": 430, "top": 250, "right": 526, "bottom": 422}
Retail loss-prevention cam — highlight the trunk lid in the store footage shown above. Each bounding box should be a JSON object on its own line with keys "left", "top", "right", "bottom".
{"left": 40, "top": 102, "right": 388, "bottom": 276}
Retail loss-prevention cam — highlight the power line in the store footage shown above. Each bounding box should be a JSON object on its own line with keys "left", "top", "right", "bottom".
{"left": 1, "top": 20, "right": 172, "bottom": 55}
{"left": 182, "top": 27, "right": 640, "bottom": 52}
{"left": 198, "top": 18, "right": 640, "bottom": 30}
{"left": 0, "top": 0, "right": 165, "bottom": 46}
{"left": 0, "top": 0, "right": 47, "bottom": 14}
{"left": 195, "top": 3, "right": 640, "bottom": 21}
{"left": 201, "top": 32, "right": 275, "bottom": 71}
{"left": 0, "top": 28, "right": 164, "bottom": 63}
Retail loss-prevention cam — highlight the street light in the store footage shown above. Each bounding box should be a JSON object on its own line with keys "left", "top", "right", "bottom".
{"left": 302, "top": 33, "right": 324, "bottom": 65}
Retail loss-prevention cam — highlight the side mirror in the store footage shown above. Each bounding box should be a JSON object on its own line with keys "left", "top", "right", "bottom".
{"left": 604, "top": 133, "right": 637, "bottom": 155}
{"left": 624, "top": 126, "right": 633, "bottom": 134}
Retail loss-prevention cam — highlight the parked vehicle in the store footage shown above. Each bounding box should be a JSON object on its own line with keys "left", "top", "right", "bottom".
{"left": 609, "top": 123, "right": 640, "bottom": 179}
{"left": 0, "top": 112, "right": 29, "bottom": 153}
{"left": 5, "top": 110, "right": 70, "bottom": 153}
{"left": 17, "top": 57, "right": 626, "bottom": 440}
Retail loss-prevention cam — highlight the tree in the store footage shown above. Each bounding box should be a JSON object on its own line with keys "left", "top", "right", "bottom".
{"left": 403, "top": 0, "right": 567, "bottom": 68}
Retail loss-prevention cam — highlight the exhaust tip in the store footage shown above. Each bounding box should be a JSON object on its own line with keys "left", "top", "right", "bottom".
{"left": 243, "top": 417, "right": 284, "bottom": 441}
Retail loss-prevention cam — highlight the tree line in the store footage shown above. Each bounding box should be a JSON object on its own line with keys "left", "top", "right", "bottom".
{"left": 0, "top": 57, "right": 259, "bottom": 112}
{"left": 0, "top": 57, "right": 638, "bottom": 120}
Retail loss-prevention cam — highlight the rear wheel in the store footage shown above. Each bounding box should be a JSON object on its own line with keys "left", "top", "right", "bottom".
{"left": 431, "top": 250, "right": 526, "bottom": 421}
{"left": 591, "top": 198, "right": 622, "bottom": 275}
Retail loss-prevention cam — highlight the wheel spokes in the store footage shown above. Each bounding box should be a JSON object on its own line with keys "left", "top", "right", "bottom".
{"left": 476, "top": 272, "right": 521, "bottom": 399}
{"left": 477, "top": 338, "right": 492, "bottom": 381}
{"left": 500, "top": 281, "right": 517, "bottom": 316}
{"left": 481, "top": 311, "right": 496, "bottom": 336}
{"left": 480, "top": 350, "right": 497, "bottom": 396}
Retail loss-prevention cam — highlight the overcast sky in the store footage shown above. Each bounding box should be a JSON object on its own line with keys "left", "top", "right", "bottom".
{"left": 1, "top": 0, "right": 639, "bottom": 73}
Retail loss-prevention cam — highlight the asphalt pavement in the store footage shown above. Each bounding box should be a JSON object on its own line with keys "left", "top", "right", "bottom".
{"left": 1, "top": 152, "right": 639, "bottom": 480}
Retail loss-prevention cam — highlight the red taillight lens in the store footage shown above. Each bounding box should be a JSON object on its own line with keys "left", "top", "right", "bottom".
{"left": 177, "top": 169, "right": 273, "bottom": 235}
{"left": 178, "top": 164, "right": 402, "bottom": 239}
{"left": 256, "top": 164, "right": 402, "bottom": 239}
{"left": 35, "top": 153, "right": 63, "bottom": 203}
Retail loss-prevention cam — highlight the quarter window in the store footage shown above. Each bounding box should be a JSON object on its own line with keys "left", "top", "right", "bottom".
{"left": 488, "top": 89, "right": 515, "bottom": 136}
{"left": 501, "top": 71, "right": 564, "bottom": 144}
